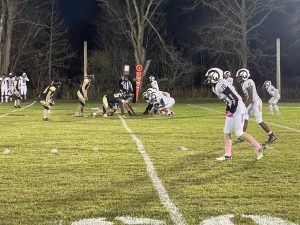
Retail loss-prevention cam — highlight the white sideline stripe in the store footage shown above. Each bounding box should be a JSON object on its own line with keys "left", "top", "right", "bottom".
{"left": 0, "top": 101, "right": 36, "bottom": 118}
{"left": 119, "top": 116, "right": 187, "bottom": 225}
{"left": 187, "top": 104, "right": 300, "bottom": 133}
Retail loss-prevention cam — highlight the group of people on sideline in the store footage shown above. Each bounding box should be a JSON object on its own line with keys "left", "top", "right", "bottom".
{"left": 0, "top": 72, "right": 29, "bottom": 107}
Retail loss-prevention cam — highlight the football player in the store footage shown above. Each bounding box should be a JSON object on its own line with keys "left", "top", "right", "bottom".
{"left": 7, "top": 72, "right": 14, "bottom": 102}
{"left": 236, "top": 69, "right": 276, "bottom": 143}
{"left": 20, "top": 72, "right": 29, "bottom": 100}
{"left": 264, "top": 80, "right": 280, "bottom": 115}
{"left": 75, "top": 74, "right": 94, "bottom": 117}
{"left": 40, "top": 80, "right": 61, "bottom": 121}
{"left": 92, "top": 92, "right": 134, "bottom": 118}
{"left": 204, "top": 68, "right": 265, "bottom": 161}
{"left": 13, "top": 76, "right": 22, "bottom": 108}
{"left": 149, "top": 76, "right": 159, "bottom": 91}
{"left": 1, "top": 74, "right": 9, "bottom": 102}
{"left": 151, "top": 91, "right": 175, "bottom": 116}
{"left": 223, "top": 71, "right": 234, "bottom": 85}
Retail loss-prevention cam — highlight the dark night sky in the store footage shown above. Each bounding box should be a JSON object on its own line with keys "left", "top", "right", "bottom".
{"left": 58, "top": 0, "right": 299, "bottom": 81}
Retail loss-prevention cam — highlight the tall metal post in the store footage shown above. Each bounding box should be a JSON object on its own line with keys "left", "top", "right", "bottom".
{"left": 84, "top": 41, "right": 87, "bottom": 77}
{"left": 276, "top": 38, "right": 281, "bottom": 94}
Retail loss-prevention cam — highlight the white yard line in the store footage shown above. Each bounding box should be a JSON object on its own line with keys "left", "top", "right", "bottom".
{"left": 187, "top": 104, "right": 300, "bottom": 133}
{"left": 0, "top": 101, "right": 36, "bottom": 118}
{"left": 119, "top": 116, "right": 187, "bottom": 225}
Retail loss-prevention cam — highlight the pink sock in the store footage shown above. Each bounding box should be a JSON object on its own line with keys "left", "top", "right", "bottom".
{"left": 250, "top": 140, "right": 261, "bottom": 150}
{"left": 225, "top": 142, "right": 232, "bottom": 157}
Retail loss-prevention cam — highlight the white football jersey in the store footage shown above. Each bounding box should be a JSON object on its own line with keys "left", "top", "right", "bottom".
{"left": 242, "top": 79, "right": 260, "bottom": 101}
{"left": 1, "top": 77, "right": 9, "bottom": 89}
{"left": 225, "top": 77, "right": 234, "bottom": 85}
{"left": 213, "top": 79, "right": 243, "bottom": 112}
{"left": 266, "top": 85, "right": 279, "bottom": 97}
{"left": 20, "top": 76, "right": 29, "bottom": 87}
{"left": 150, "top": 80, "right": 159, "bottom": 91}
{"left": 156, "top": 95, "right": 175, "bottom": 109}
{"left": 7, "top": 77, "right": 14, "bottom": 88}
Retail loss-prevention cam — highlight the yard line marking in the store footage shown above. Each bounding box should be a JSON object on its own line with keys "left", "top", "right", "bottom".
{"left": 0, "top": 101, "right": 36, "bottom": 118}
{"left": 119, "top": 116, "right": 187, "bottom": 225}
{"left": 187, "top": 104, "right": 300, "bottom": 133}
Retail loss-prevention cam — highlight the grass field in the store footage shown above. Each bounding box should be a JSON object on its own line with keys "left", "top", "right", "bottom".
{"left": 0, "top": 100, "right": 299, "bottom": 225}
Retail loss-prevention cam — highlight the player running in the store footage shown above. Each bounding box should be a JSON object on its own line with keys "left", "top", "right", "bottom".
{"left": 236, "top": 69, "right": 276, "bottom": 143}
{"left": 204, "top": 68, "right": 265, "bottom": 161}
{"left": 40, "top": 80, "right": 61, "bottom": 122}
{"left": 264, "top": 80, "right": 280, "bottom": 115}
{"left": 75, "top": 74, "right": 94, "bottom": 117}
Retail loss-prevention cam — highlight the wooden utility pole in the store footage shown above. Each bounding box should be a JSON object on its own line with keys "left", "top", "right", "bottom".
{"left": 84, "top": 41, "right": 87, "bottom": 77}
{"left": 276, "top": 38, "right": 281, "bottom": 94}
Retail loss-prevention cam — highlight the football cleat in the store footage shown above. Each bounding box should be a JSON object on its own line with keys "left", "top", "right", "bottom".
{"left": 256, "top": 144, "right": 265, "bottom": 160}
{"left": 216, "top": 155, "right": 232, "bottom": 161}
{"left": 103, "top": 113, "right": 108, "bottom": 118}
{"left": 43, "top": 117, "right": 48, "bottom": 122}
{"left": 267, "top": 134, "right": 277, "bottom": 143}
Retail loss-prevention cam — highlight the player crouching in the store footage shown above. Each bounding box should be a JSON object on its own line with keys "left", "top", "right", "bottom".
{"left": 92, "top": 92, "right": 134, "bottom": 118}
{"left": 143, "top": 89, "right": 174, "bottom": 116}
{"left": 39, "top": 80, "right": 61, "bottom": 122}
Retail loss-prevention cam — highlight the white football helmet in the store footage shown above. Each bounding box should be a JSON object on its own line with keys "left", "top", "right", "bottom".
{"left": 22, "top": 72, "right": 27, "bottom": 77}
{"left": 149, "top": 76, "right": 155, "bottom": 82}
{"left": 264, "top": 80, "right": 271, "bottom": 89}
{"left": 204, "top": 68, "right": 223, "bottom": 84}
{"left": 236, "top": 68, "right": 250, "bottom": 81}
{"left": 224, "top": 71, "right": 231, "bottom": 79}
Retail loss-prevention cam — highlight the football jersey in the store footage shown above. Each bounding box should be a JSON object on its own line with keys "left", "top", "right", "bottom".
{"left": 7, "top": 77, "right": 14, "bottom": 88}
{"left": 150, "top": 80, "right": 159, "bottom": 91}
{"left": 1, "top": 77, "right": 8, "bottom": 89}
{"left": 225, "top": 77, "right": 234, "bottom": 85}
{"left": 213, "top": 79, "right": 242, "bottom": 113}
{"left": 21, "top": 76, "right": 29, "bottom": 87}
{"left": 40, "top": 86, "right": 56, "bottom": 101}
{"left": 266, "top": 85, "right": 279, "bottom": 97}
{"left": 79, "top": 78, "right": 90, "bottom": 94}
{"left": 13, "top": 79, "right": 20, "bottom": 91}
{"left": 242, "top": 79, "right": 260, "bottom": 101}
{"left": 156, "top": 95, "right": 173, "bottom": 107}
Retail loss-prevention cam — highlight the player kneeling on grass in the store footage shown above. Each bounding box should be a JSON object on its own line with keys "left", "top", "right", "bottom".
{"left": 40, "top": 80, "right": 61, "bottom": 122}
{"left": 204, "top": 68, "right": 265, "bottom": 161}
{"left": 92, "top": 92, "right": 134, "bottom": 118}
{"left": 264, "top": 80, "right": 280, "bottom": 115}
{"left": 75, "top": 74, "right": 94, "bottom": 117}
{"left": 13, "top": 76, "right": 22, "bottom": 108}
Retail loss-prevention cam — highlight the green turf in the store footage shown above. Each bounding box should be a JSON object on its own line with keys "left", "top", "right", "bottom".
{"left": 0, "top": 100, "right": 299, "bottom": 225}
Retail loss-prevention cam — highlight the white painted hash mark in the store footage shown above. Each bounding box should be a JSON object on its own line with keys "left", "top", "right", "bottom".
{"left": 119, "top": 116, "right": 188, "bottom": 225}
{"left": 115, "top": 216, "right": 166, "bottom": 224}
{"left": 71, "top": 217, "right": 113, "bottom": 225}
{"left": 187, "top": 104, "right": 300, "bottom": 133}
{"left": 241, "top": 214, "right": 298, "bottom": 225}
{"left": 199, "top": 214, "right": 235, "bottom": 225}
{"left": 0, "top": 101, "right": 36, "bottom": 118}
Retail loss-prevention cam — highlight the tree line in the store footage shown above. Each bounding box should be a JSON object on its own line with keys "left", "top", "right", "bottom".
{"left": 1, "top": 0, "right": 299, "bottom": 99}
